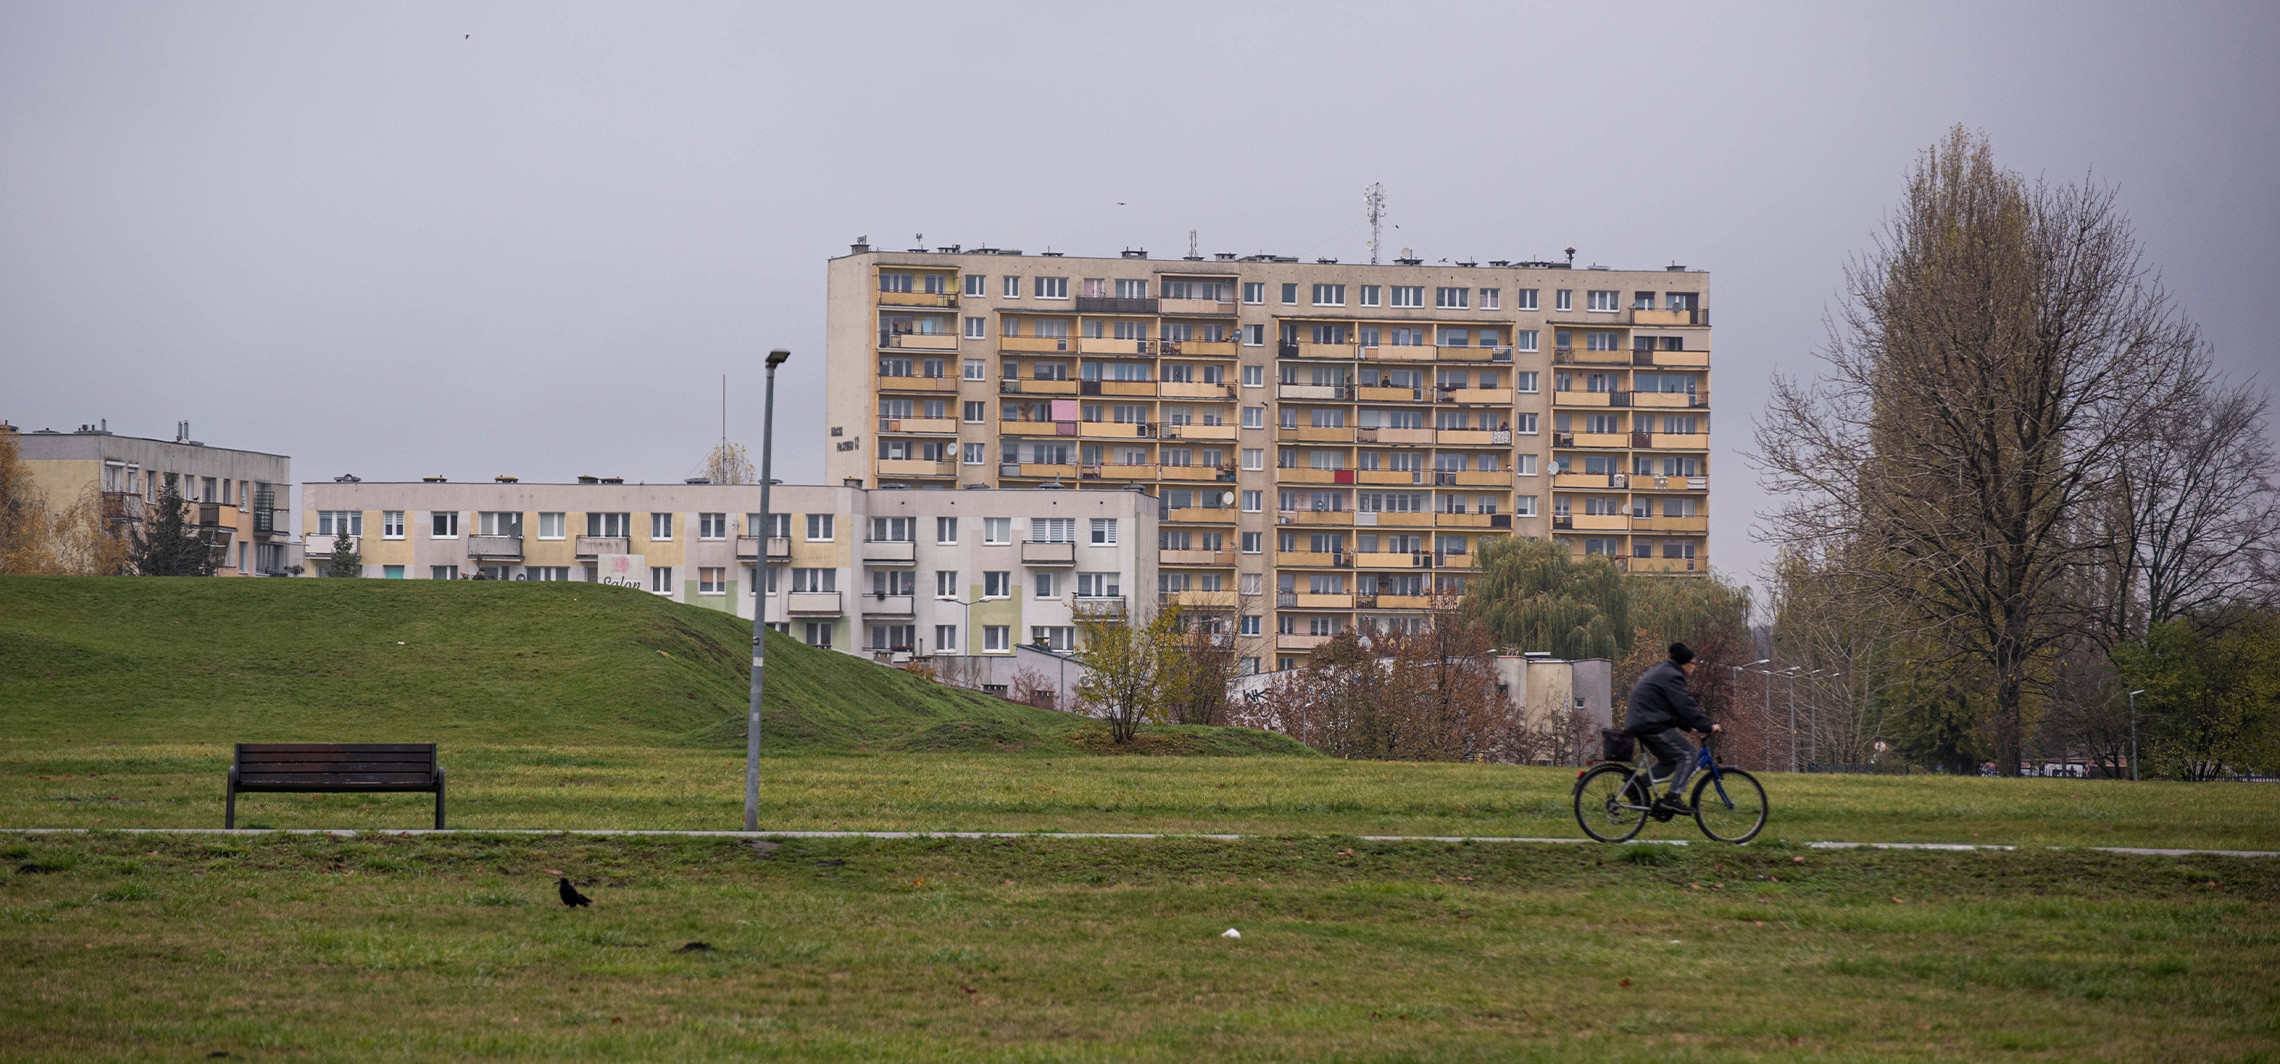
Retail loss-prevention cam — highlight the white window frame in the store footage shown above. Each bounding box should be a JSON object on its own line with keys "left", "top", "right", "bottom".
{"left": 1359, "top": 284, "right": 1380, "bottom": 307}
{"left": 1556, "top": 289, "right": 1572, "bottom": 311}
{"left": 1089, "top": 518, "right": 1117, "bottom": 545}
{"left": 806, "top": 513, "right": 835, "bottom": 541}
{"left": 651, "top": 512, "right": 674, "bottom": 541}
{"left": 964, "top": 316, "right": 986, "bottom": 339}
{"left": 936, "top": 517, "right": 958, "bottom": 544}
{"left": 649, "top": 565, "right": 674, "bottom": 594}
{"left": 699, "top": 566, "right": 726, "bottom": 595}
{"left": 430, "top": 511, "right": 458, "bottom": 539}
{"left": 1242, "top": 282, "right": 1265, "bottom": 304}
{"left": 984, "top": 517, "right": 1011, "bottom": 545}
{"left": 1003, "top": 275, "right": 1021, "bottom": 299}
{"left": 1034, "top": 276, "right": 1068, "bottom": 299}
{"left": 983, "top": 571, "right": 1012, "bottom": 599}
{"left": 381, "top": 511, "right": 404, "bottom": 540}
{"left": 964, "top": 274, "right": 986, "bottom": 297}
{"left": 699, "top": 512, "right": 728, "bottom": 540}
{"left": 983, "top": 625, "right": 1011, "bottom": 653}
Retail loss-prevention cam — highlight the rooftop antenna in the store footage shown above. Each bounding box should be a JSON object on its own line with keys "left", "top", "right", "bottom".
{"left": 1187, "top": 228, "right": 1198, "bottom": 258}
{"left": 1364, "top": 183, "right": 1387, "bottom": 265}
{"left": 721, "top": 374, "right": 728, "bottom": 447}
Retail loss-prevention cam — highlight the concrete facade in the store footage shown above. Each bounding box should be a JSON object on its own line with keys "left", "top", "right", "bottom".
{"left": 823, "top": 244, "right": 1712, "bottom": 671}
{"left": 296, "top": 479, "right": 1156, "bottom": 664}
{"left": 8, "top": 421, "right": 293, "bottom": 575}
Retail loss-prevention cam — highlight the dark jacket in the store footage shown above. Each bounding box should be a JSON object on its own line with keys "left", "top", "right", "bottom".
{"left": 1624, "top": 660, "right": 1711, "bottom": 736}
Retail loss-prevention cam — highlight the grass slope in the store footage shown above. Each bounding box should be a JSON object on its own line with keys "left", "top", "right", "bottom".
{"left": 0, "top": 576, "right": 1306, "bottom": 756}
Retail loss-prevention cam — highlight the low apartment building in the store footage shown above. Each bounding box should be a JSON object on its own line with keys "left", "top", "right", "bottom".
{"left": 8, "top": 420, "right": 293, "bottom": 575}
{"left": 297, "top": 478, "right": 1157, "bottom": 661}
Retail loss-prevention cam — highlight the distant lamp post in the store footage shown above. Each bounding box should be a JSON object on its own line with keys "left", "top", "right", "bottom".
{"left": 745, "top": 347, "right": 790, "bottom": 832}
{"left": 1730, "top": 658, "right": 1770, "bottom": 767}
{"left": 2128, "top": 688, "right": 2147, "bottom": 782}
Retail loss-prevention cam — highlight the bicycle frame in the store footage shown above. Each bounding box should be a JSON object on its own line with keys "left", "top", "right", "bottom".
{"left": 1610, "top": 736, "right": 1735, "bottom": 813}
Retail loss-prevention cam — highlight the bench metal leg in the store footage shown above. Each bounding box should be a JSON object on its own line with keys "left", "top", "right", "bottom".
{"left": 225, "top": 770, "right": 237, "bottom": 830}
{"left": 434, "top": 768, "right": 446, "bottom": 830}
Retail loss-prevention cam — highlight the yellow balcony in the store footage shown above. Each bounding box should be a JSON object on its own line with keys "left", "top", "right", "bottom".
{"left": 1092, "top": 380, "right": 1157, "bottom": 397}
{"left": 1165, "top": 506, "right": 1238, "bottom": 525}
{"left": 1160, "top": 548, "right": 1235, "bottom": 567}
{"left": 1162, "top": 589, "right": 1241, "bottom": 609}
{"left": 1158, "top": 297, "right": 1238, "bottom": 318}
{"left": 999, "top": 378, "right": 1078, "bottom": 395}
{"left": 1161, "top": 339, "right": 1237, "bottom": 357}
{"left": 1092, "top": 464, "right": 1158, "bottom": 481}
{"left": 1077, "top": 421, "right": 1152, "bottom": 439}
{"left": 1433, "top": 346, "right": 1498, "bottom": 363}
{"left": 1004, "top": 463, "right": 1079, "bottom": 480}
{"left": 1277, "top": 425, "right": 1355, "bottom": 444}
{"left": 1001, "top": 336, "right": 1073, "bottom": 353}
{"left": 1000, "top": 420, "right": 1068, "bottom": 437}
{"left": 1566, "top": 432, "right": 1630, "bottom": 449}
{"left": 1633, "top": 515, "right": 1709, "bottom": 533}
{"left": 1354, "top": 551, "right": 1427, "bottom": 570}
{"left": 1440, "top": 387, "right": 1508, "bottom": 404}
{"left": 1284, "top": 592, "right": 1354, "bottom": 609}
{"left": 1434, "top": 512, "right": 1496, "bottom": 528}
{"left": 878, "top": 290, "right": 959, "bottom": 309}
{"left": 1158, "top": 381, "right": 1235, "bottom": 400}
{"left": 1355, "top": 511, "right": 1433, "bottom": 527}
{"left": 877, "top": 417, "right": 958, "bottom": 435}
{"left": 1630, "top": 555, "right": 1705, "bottom": 574}
{"left": 1077, "top": 337, "right": 1149, "bottom": 355}
{"left": 1554, "top": 472, "right": 1628, "bottom": 490}
{"left": 1433, "top": 552, "right": 1477, "bottom": 570}
{"left": 1275, "top": 468, "right": 1337, "bottom": 484}
{"left": 1572, "top": 347, "right": 1633, "bottom": 365}
{"left": 1359, "top": 345, "right": 1435, "bottom": 362}
{"left": 1436, "top": 429, "right": 1509, "bottom": 446}
{"left": 1286, "top": 342, "right": 1358, "bottom": 360}
{"left": 1276, "top": 633, "right": 1336, "bottom": 651}
{"left": 1280, "top": 509, "right": 1354, "bottom": 527}
{"left": 1636, "top": 349, "right": 1711, "bottom": 369}
{"left": 1552, "top": 390, "right": 1614, "bottom": 407}
{"left": 1277, "top": 550, "right": 1346, "bottom": 568}
{"left": 1162, "top": 422, "right": 1237, "bottom": 442}
{"left": 1370, "top": 594, "right": 1436, "bottom": 610}
{"left": 1155, "top": 465, "right": 1220, "bottom": 482}
{"left": 1632, "top": 474, "right": 1710, "bottom": 492}
{"left": 1357, "top": 385, "right": 1426, "bottom": 403}
{"left": 1366, "top": 427, "right": 1435, "bottom": 446}
{"left": 876, "top": 459, "right": 956, "bottom": 478}
{"left": 1643, "top": 433, "right": 1711, "bottom": 451}
{"left": 1557, "top": 513, "right": 1630, "bottom": 531}
{"left": 1631, "top": 308, "right": 1694, "bottom": 327}
{"left": 877, "top": 375, "right": 961, "bottom": 393}
{"left": 1277, "top": 383, "right": 1352, "bottom": 402}
{"left": 878, "top": 332, "right": 959, "bottom": 351}
{"left": 1357, "top": 469, "right": 1427, "bottom": 486}
{"left": 1630, "top": 390, "right": 1708, "bottom": 409}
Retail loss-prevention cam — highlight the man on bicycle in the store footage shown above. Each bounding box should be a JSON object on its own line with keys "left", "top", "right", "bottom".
{"left": 1625, "top": 642, "right": 1721, "bottom": 816}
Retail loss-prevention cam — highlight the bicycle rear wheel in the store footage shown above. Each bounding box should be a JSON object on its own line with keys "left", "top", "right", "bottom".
{"left": 1574, "top": 764, "right": 1650, "bottom": 843}
{"left": 1691, "top": 768, "right": 1767, "bottom": 844}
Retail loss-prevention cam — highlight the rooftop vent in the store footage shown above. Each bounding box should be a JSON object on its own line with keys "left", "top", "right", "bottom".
{"left": 1316, "top": 257, "right": 1338, "bottom": 264}
{"left": 1394, "top": 258, "right": 1423, "bottom": 266}
{"left": 1666, "top": 264, "right": 1688, "bottom": 271}
{"left": 1488, "top": 260, "right": 1510, "bottom": 267}
{"left": 1120, "top": 248, "right": 1147, "bottom": 259}
{"left": 1213, "top": 252, "right": 1236, "bottom": 261}
{"left": 599, "top": 477, "right": 624, "bottom": 484}
{"left": 1456, "top": 260, "right": 1477, "bottom": 267}
{"left": 935, "top": 245, "right": 960, "bottom": 254}
{"left": 1040, "top": 251, "right": 1063, "bottom": 257}
{"left": 421, "top": 475, "right": 448, "bottom": 483}
{"left": 684, "top": 477, "right": 711, "bottom": 484}
{"left": 494, "top": 475, "right": 518, "bottom": 483}
{"left": 849, "top": 239, "right": 870, "bottom": 253}
{"left": 333, "top": 474, "right": 361, "bottom": 483}
{"left": 576, "top": 475, "right": 600, "bottom": 484}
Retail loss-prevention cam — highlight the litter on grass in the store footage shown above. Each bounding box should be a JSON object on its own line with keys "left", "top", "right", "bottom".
{"left": 1221, "top": 928, "right": 1241, "bottom": 939}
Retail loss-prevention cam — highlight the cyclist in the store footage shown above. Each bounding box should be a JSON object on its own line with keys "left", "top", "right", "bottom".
{"left": 1624, "top": 642, "right": 1721, "bottom": 816}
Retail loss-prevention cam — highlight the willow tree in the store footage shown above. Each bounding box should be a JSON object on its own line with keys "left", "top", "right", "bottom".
{"left": 1756, "top": 128, "right": 2208, "bottom": 775}
{"left": 1463, "top": 536, "right": 1629, "bottom": 661}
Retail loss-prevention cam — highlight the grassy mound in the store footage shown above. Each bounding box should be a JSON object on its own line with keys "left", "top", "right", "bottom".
{"left": 0, "top": 576, "right": 1308, "bottom": 757}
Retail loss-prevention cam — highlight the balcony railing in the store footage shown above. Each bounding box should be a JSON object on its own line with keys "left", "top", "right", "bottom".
{"left": 787, "top": 591, "right": 843, "bottom": 614}
{"left": 1073, "top": 595, "right": 1128, "bottom": 618}
{"left": 575, "top": 536, "right": 630, "bottom": 557}
{"left": 879, "top": 289, "right": 958, "bottom": 308}
{"left": 736, "top": 535, "right": 792, "bottom": 560}
{"left": 863, "top": 540, "right": 917, "bottom": 564}
{"left": 1074, "top": 296, "right": 1158, "bottom": 314}
{"left": 468, "top": 535, "right": 523, "bottom": 559}
{"left": 862, "top": 593, "right": 916, "bottom": 616}
{"left": 1019, "top": 541, "right": 1076, "bottom": 565}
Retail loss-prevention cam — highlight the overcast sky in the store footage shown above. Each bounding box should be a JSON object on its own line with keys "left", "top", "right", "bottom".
{"left": 5, "top": 1, "right": 2275, "bottom": 592}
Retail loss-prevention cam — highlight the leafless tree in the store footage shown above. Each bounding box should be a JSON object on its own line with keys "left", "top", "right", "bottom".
{"left": 1755, "top": 128, "right": 2209, "bottom": 775}
{"left": 1007, "top": 665, "right": 1061, "bottom": 713}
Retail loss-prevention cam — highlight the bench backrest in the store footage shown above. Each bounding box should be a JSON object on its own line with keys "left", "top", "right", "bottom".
{"left": 234, "top": 743, "right": 438, "bottom": 789}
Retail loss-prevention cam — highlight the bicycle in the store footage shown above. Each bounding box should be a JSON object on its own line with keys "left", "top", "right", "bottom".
{"left": 1573, "top": 729, "right": 1768, "bottom": 844}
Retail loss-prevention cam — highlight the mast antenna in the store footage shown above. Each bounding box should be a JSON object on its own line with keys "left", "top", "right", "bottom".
{"left": 1187, "top": 228, "right": 1198, "bottom": 258}
{"left": 1364, "top": 183, "right": 1387, "bottom": 265}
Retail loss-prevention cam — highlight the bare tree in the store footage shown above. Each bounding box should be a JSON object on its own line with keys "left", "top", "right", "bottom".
{"left": 2094, "top": 382, "right": 2280, "bottom": 639}
{"left": 1007, "top": 665, "right": 1060, "bottom": 713}
{"left": 1755, "top": 128, "right": 2208, "bottom": 775}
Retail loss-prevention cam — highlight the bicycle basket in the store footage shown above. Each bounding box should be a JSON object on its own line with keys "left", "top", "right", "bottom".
{"left": 1600, "top": 728, "right": 1635, "bottom": 762}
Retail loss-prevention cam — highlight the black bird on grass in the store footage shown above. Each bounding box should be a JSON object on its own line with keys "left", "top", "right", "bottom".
{"left": 558, "top": 876, "right": 592, "bottom": 908}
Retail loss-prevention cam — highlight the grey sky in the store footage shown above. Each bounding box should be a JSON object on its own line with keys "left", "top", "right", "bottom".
{"left": 5, "top": 2, "right": 2275, "bottom": 593}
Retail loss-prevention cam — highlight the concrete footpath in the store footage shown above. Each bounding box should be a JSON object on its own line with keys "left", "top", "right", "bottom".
{"left": 4, "top": 826, "right": 2273, "bottom": 858}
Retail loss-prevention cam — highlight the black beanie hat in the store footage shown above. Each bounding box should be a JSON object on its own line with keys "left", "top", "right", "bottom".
{"left": 1669, "top": 642, "right": 1696, "bottom": 665}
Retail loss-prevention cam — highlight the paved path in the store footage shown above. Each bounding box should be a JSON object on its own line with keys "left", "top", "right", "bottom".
{"left": 4, "top": 826, "right": 2272, "bottom": 858}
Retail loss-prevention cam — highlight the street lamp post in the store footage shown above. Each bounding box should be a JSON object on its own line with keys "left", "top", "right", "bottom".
{"left": 1730, "top": 659, "right": 1770, "bottom": 768}
{"left": 745, "top": 348, "right": 790, "bottom": 832}
{"left": 2128, "top": 688, "right": 2147, "bottom": 782}
{"left": 1780, "top": 666, "right": 1804, "bottom": 772}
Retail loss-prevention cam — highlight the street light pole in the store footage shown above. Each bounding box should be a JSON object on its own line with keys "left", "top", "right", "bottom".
{"left": 1731, "top": 658, "right": 1770, "bottom": 768}
{"left": 745, "top": 348, "right": 789, "bottom": 832}
{"left": 2128, "top": 688, "right": 2146, "bottom": 782}
{"left": 1781, "top": 666, "right": 1803, "bottom": 772}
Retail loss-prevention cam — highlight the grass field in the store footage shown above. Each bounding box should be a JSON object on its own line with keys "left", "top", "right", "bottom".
{"left": 3, "top": 831, "right": 2274, "bottom": 1062}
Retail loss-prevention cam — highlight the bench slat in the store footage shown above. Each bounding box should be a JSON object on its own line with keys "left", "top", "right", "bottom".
{"left": 236, "top": 743, "right": 435, "bottom": 754}
{"left": 239, "top": 753, "right": 435, "bottom": 764}
{"left": 238, "top": 761, "right": 436, "bottom": 774}
{"left": 237, "top": 773, "right": 438, "bottom": 787}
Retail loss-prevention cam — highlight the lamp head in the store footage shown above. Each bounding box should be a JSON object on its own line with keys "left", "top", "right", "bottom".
{"left": 766, "top": 348, "right": 791, "bottom": 367}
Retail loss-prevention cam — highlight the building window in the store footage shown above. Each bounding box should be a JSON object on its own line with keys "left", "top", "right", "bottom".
{"left": 1390, "top": 286, "right": 1422, "bottom": 307}
{"left": 1359, "top": 284, "right": 1380, "bottom": 307}
{"left": 984, "top": 517, "right": 1010, "bottom": 544}
{"left": 1035, "top": 571, "right": 1059, "bottom": 599}
{"left": 1280, "top": 283, "right": 1298, "bottom": 305}
{"left": 1434, "top": 287, "right": 1469, "bottom": 309}
{"left": 1077, "top": 571, "right": 1120, "bottom": 597}
{"left": 1003, "top": 275, "right": 1021, "bottom": 298}
{"left": 698, "top": 567, "right": 726, "bottom": 595}
{"left": 1516, "top": 454, "right": 1538, "bottom": 476}
{"left": 1242, "top": 449, "right": 1264, "bottom": 471}
{"left": 649, "top": 566, "right": 674, "bottom": 593}
{"left": 1242, "top": 406, "right": 1265, "bottom": 429}
{"left": 651, "top": 513, "right": 674, "bottom": 540}
{"left": 806, "top": 514, "right": 835, "bottom": 541}
{"left": 1311, "top": 283, "right": 1345, "bottom": 306}
{"left": 935, "top": 569, "right": 960, "bottom": 598}
{"left": 1515, "top": 370, "right": 1539, "bottom": 393}
{"left": 699, "top": 513, "right": 728, "bottom": 539}
{"left": 1516, "top": 330, "right": 1539, "bottom": 352}
{"left": 1242, "top": 281, "right": 1264, "bottom": 304}
{"left": 430, "top": 511, "right": 458, "bottom": 538}
{"left": 964, "top": 359, "right": 986, "bottom": 381}
{"left": 1556, "top": 289, "right": 1572, "bottom": 311}
{"left": 935, "top": 624, "right": 958, "bottom": 652}
{"left": 1241, "top": 531, "right": 1263, "bottom": 554}
{"left": 936, "top": 517, "right": 958, "bottom": 544}
{"left": 1515, "top": 412, "right": 1539, "bottom": 434}
{"left": 316, "top": 510, "right": 362, "bottom": 537}
{"left": 1031, "top": 625, "right": 1075, "bottom": 651}
{"left": 804, "top": 622, "right": 834, "bottom": 648}
{"left": 478, "top": 511, "right": 521, "bottom": 537}
{"left": 587, "top": 512, "right": 630, "bottom": 537}
{"left": 963, "top": 442, "right": 986, "bottom": 465}
{"left": 1587, "top": 330, "right": 1620, "bottom": 351}
{"left": 1034, "top": 276, "right": 1067, "bottom": 299}
{"left": 537, "top": 512, "right": 565, "bottom": 539}
{"left": 964, "top": 274, "right": 986, "bottom": 297}
{"left": 1479, "top": 288, "right": 1500, "bottom": 310}
{"left": 792, "top": 568, "right": 835, "bottom": 592}
{"left": 1587, "top": 290, "right": 1619, "bottom": 312}
{"left": 1517, "top": 288, "right": 1538, "bottom": 311}
{"left": 984, "top": 571, "right": 1011, "bottom": 598}
{"left": 1027, "top": 517, "right": 1071, "bottom": 543}
{"left": 381, "top": 511, "right": 404, "bottom": 539}
{"left": 871, "top": 516, "right": 914, "bottom": 543}
{"left": 964, "top": 316, "right": 986, "bottom": 339}
{"left": 984, "top": 625, "right": 1010, "bottom": 652}
{"left": 430, "top": 565, "right": 458, "bottom": 580}
{"left": 1086, "top": 518, "right": 1116, "bottom": 545}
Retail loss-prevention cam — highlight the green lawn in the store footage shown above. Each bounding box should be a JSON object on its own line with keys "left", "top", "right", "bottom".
{"left": 2, "top": 831, "right": 2273, "bottom": 1062}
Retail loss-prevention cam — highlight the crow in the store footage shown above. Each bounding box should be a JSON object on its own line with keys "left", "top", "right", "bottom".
{"left": 558, "top": 876, "right": 592, "bottom": 908}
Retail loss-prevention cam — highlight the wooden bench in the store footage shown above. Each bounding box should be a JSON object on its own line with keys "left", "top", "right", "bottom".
{"left": 226, "top": 743, "right": 445, "bottom": 829}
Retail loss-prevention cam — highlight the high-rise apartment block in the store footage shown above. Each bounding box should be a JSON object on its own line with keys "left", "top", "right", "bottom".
{"left": 825, "top": 243, "right": 1710, "bottom": 670}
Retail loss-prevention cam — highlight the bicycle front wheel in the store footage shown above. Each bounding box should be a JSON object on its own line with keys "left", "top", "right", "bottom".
{"left": 1574, "top": 764, "right": 1650, "bottom": 843}
{"left": 1691, "top": 768, "right": 1768, "bottom": 844}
